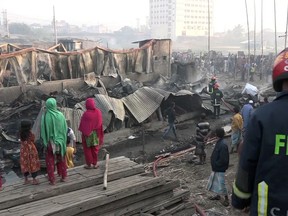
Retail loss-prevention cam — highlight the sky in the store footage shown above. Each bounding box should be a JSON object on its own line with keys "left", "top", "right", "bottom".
{"left": 1, "top": 0, "right": 288, "bottom": 33}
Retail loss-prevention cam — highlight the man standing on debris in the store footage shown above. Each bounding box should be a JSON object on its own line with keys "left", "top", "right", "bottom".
{"left": 211, "top": 83, "right": 223, "bottom": 119}
{"left": 232, "top": 48, "right": 288, "bottom": 215}
{"left": 207, "top": 127, "right": 229, "bottom": 207}
{"left": 41, "top": 98, "right": 68, "bottom": 185}
{"left": 162, "top": 102, "right": 178, "bottom": 140}
{"left": 230, "top": 106, "right": 243, "bottom": 154}
{"left": 240, "top": 100, "right": 253, "bottom": 138}
{"left": 195, "top": 113, "right": 211, "bottom": 165}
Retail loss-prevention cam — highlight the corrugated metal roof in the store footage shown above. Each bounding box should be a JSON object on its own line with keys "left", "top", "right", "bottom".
{"left": 153, "top": 88, "right": 173, "bottom": 99}
{"left": 75, "top": 95, "right": 125, "bottom": 130}
{"left": 32, "top": 107, "right": 84, "bottom": 143}
{"left": 121, "top": 87, "right": 165, "bottom": 123}
{"left": 153, "top": 88, "right": 195, "bottom": 98}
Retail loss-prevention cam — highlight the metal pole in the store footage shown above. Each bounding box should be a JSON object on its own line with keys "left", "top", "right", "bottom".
{"left": 208, "top": 0, "right": 210, "bottom": 54}
{"left": 285, "top": 2, "right": 288, "bottom": 48}
{"left": 274, "top": 0, "right": 278, "bottom": 54}
{"left": 254, "top": 0, "right": 256, "bottom": 58}
{"left": 53, "top": 6, "right": 57, "bottom": 45}
{"left": 245, "top": 0, "right": 251, "bottom": 82}
{"left": 208, "top": 0, "right": 211, "bottom": 74}
{"left": 260, "top": 0, "right": 264, "bottom": 80}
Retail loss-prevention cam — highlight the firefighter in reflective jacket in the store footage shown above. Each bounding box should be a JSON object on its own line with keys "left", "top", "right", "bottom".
{"left": 208, "top": 76, "right": 217, "bottom": 94}
{"left": 211, "top": 83, "right": 223, "bottom": 119}
{"left": 232, "top": 48, "right": 288, "bottom": 215}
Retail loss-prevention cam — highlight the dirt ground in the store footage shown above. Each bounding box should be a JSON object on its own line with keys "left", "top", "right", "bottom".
{"left": 93, "top": 112, "right": 246, "bottom": 216}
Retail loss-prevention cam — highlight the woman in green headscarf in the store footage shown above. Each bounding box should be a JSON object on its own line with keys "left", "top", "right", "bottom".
{"left": 41, "top": 98, "right": 67, "bottom": 185}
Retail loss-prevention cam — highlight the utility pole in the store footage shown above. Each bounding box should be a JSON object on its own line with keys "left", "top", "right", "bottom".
{"left": 2, "top": 9, "right": 9, "bottom": 38}
{"left": 207, "top": 0, "right": 211, "bottom": 74}
{"left": 260, "top": 0, "right": 264, "bottom": 80}
{"left": 207, "top": 0, "right": 210, "bottom": 54}
{"left": 253, "top": 0, "right": 256, "bottom": 58}
{"left": 53, "top": 6, "right": 57, "bottom": 45}
{"left": 245, "top": 0, "right": 251, "bottom": 83}
{"left": 274, "top": 0, "right": 278, "bottom": 54}
{"left": 285, "top": 3, "right": 288, "bottom": 48}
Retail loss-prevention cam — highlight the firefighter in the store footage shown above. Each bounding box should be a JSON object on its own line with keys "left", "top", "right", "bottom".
{"left": 232, "top": 48, "right": 288, "bottom": 215}
{"left": 208, "top": 76, "right": 217, "bottom": 94}
{"left": 211, "top": 83, "right": 223, "bottom": 119}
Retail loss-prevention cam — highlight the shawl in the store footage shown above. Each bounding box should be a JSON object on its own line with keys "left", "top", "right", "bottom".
{"left": 79, "top": 98, "right": 104, "bottom": 145}
{"left": 40, "top": 98, "right": 67, "bottom": 157}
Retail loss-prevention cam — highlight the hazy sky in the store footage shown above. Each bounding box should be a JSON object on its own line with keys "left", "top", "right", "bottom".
{"left": 1, "top": 0, "right": 288, "bottom": 33}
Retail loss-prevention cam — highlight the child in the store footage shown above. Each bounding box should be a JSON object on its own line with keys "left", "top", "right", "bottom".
{"left": 195, "top": 113, "right": 211, "bottom": 165}
{"left": 66, "top": 138, "right": 75, "bottom": 168}
{"left": 66, "top": 120, "right": 76, "bottom": 168}
{"left": 230, "top": 106, "right": 243, "bottom": 154}
{"left": 20, "top": 120, "right": 41, "bottom": 185}
{"left": 206, "top": 127, "right": 230, "bottom": 206}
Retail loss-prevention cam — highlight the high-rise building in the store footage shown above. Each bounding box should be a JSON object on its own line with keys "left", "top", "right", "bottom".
{"left": 149, "top": 0, "right": 213, "bottom": 40}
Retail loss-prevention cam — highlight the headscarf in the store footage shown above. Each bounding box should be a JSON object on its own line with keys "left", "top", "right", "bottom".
{"left": 41, "top": 98, "right": 67, "bottom": 157}
{"left": 78, "top": 98, "right": 104, "bottom": 145}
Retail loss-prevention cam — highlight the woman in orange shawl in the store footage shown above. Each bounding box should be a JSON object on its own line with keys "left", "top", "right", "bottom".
{"left": 79, "top": 98, "right": 104, "bottom": 169}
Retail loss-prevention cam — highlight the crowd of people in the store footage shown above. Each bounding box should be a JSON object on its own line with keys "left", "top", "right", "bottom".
{"left": 173, "top": 50, "right": 275, "bottom": 82}
{"left": 0, "top": 97, "right": 104, "bottom": 189}
{"left": 193, "top": 47, "right": 288, "bottom": 215}
{"left": 1, "top": 47, "right": 288, "bottom": 215}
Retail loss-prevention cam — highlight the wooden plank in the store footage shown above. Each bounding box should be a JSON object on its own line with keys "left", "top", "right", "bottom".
{"left": 0, "top": 176, "right": 165, "bottom": 216}
{"left": 2, "top": 156, "right": 134, "bottom": 192}
{"left": 0, "top": 160, "right": 144, "bottom": 210}
{"left": 145, "top": 190, "right": 190, "bottom": 215}
{"left": 48, "top": 177, "right": 165, "bottom": 216}
{"left": 105, "top": 192, "right": 173, "bottom": 216}
{"left": 76, "top": 180, "right": 180, "bottom": 216}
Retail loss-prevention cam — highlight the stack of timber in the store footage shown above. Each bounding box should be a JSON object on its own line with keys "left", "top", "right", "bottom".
{"left": 0, "top": 156, "right": 191, "bottom": 216}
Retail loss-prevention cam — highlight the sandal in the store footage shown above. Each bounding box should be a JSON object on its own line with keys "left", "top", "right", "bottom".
{"left": 84, "top": 165, "right": 93, "bottom": 169}
{"left": 93, "top": 165, "right": 99, "bottom": 169}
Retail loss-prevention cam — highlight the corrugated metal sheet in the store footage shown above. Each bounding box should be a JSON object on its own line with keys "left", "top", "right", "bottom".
{"left": 75, "top": 100, "right": 111, "bottom": 131}
{"left": 175, "top": 90, "right": 194, "bottom": 96}
{"left": 32, "top": 107, "right": 84, "bottom": 143}
{"left": 153, "top": 88, "right": 195, "bottom": 98}
{"left": 153, "top": 88, "right": 173, "bottom": 99}
{"left": 121, "top": 87, "right": 165, "bottom": 123}
{"left": 74, "top": 95, "right": 125, "bottom": 130}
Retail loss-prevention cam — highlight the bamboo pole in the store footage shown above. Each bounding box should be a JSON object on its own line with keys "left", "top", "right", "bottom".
{"left": 253, "top": 0, "right": 256, "bottom": 58}
{"left": 208, "top": 0, "right": 211, "bottom": 54}
{"left": 53, "top": 6, "right": 57, "bottom": 45}
{"left": 285, "top": 2, "right": 288, "bottom": 48}
{"left": 260, "top": 0, "right": 264, "bottom": 80}
{"left": 274, "top": 0, "right": 278, "bottom": 54}
{"left": 245, "top": 0, "right": 251, "bottom": 82}
{"left": 208, "top": 0, "right": 211, "bottom": 74}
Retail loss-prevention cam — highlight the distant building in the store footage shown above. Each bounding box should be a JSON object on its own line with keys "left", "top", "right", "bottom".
{"left": 149, "top": 0, "right": 214, "bottom": 40}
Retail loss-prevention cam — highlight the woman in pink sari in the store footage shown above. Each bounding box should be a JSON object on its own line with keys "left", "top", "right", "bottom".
{"left": 79, "top": 98, "right": 104, "bottom": 169}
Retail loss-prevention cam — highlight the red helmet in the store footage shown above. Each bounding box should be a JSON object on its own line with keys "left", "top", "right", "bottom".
{"left": 211, "top": 76, "right": 216, "bottom": 80}
{"left": 214, "top": 83, "right": 220, "bottom": 89}
{"left": 273, "top": 48, "right": 288, "bottom": 92}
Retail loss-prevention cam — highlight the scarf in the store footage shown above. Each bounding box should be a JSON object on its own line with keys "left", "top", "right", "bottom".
{"left": 41, "top": 98, "right": 67, "bottom": 157}
{"left": 78, "top": 98, "right": 104, "bottom": 145}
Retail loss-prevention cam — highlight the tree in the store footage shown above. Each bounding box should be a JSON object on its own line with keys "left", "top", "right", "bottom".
{"left": 9, "top": 23, "right": 32, "bottom": 35}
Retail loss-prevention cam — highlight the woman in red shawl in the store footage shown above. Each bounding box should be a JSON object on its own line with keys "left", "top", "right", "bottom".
{"left": 79, "top": 98, "right": 104, "bottom": 169}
